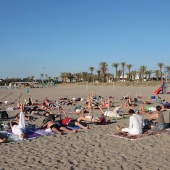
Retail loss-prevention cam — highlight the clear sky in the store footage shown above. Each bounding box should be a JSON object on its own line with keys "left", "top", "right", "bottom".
{"left": 0, "top": 0, "right": 170, "bottom": 79}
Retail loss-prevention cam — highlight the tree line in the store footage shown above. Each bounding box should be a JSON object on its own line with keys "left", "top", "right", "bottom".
{"left": 59, "top": 62, "right": 170, "bottom": 83}
{"left": 0, "top": 62, "right": 170, "bottom": 85}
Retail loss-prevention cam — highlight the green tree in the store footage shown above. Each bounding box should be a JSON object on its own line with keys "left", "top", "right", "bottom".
{"left": 60, "top": 72, "right": 67, "bottom": 83}
{"left": 112, "top": 63, "right": 119, "bottom": 81}
{"left": 126, "top": 64, "right": 133, "bottom": 81}
{"left": 81, "top": 72, "right": 88, "bottom": 82}
{"left": 154, "top": 70, "right": 160, "bottom": 81}
{"left": 145, "top": 70, "right": 152, "bottom": 81}
{"left": 74, "top": 73, "right": 82, "bottom": 82}
{"left": 117, "top": 70, "right": 122, "bottom": 81}
{"left": 89, "top": 66, "right": 95, "bottom": 82}
{"left": 40, "top": 74, "right": 44, "bottom": 83}
{"left": 30, "top": 76, "right": 35, "bottom": 82}
{"left": 96, "top": 70, "right": 101, "bottom": 82}
{"left": 99, "top": 62, "right": 108, "bottom": 83}
{"left": 139, "top": 65, "right": 147, "bottom": 81}
{"left": 120, "top": 62, "right": 126, "bottom": 81}
{"left": 131, "top": 71, "right": 137, "bottom": 81}
{"left": 157, "top": 63, "right": 164, "bottom": 81}
{"left": 165, "top": 66, "right": 170, "bottom": 73}
{"left": 66, "top": 72, "right": 74, "bottom": 83}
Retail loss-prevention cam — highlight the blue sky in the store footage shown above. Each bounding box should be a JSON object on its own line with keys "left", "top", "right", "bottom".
{"left": 0, "top": 0, "right": 170, "bottom": 79}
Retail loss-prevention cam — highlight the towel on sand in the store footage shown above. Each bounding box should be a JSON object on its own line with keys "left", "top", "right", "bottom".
{"left": 110, "top": 129, "right": 169, "bottom": 140}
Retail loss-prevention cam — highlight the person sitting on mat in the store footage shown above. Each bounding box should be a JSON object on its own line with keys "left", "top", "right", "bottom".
{"left": 148, "top": 105, "right": 168, "bottom": 131}
{"left": 116, "top": 109, "right": 143, "bottom": 135}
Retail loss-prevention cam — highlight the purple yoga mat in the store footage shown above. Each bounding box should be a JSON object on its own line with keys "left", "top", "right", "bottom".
{"left": 30, "top": 128, "right": 55, "bottom": 135}
{"left": 7, "top": 129, "right": 42, "bottom": 138}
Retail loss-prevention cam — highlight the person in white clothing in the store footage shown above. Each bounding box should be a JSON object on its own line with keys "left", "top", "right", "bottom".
{"left": 10, "top": 105, "right": 26, "bottom": 139}
{"left": 116, "top": 109, "right": 143, "bottom": 135}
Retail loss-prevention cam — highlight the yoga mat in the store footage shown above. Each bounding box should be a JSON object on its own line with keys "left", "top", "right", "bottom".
{"left": 7, "top": 129, "right": 42, "bottom": 139}
{"left": 29, "top": 128, "right": 55, "bottom": 135}
{"left": 67, "top": 126, "right": 81, "bottom": 130}
{"left": 110, "top": 130, "right": 167, "bottom": 141}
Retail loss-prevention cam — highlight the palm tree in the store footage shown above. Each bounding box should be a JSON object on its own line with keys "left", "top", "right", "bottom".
{"left": 157, "top": 63, "right": 164, "bottom": 81}
{"left": 81, "top": 72, "right": 88, "bottom": 82}
{"left": 30, "top": 76, "right": 35, "bottom": 82}
{"left": 74, "top": 73, "right": 82, "bottom": 82}
{"left": 112, "top": 63, "right": 119, "bottom": 81}
{"left": 99, "top": 62, "right": 108, "bottom": 83}
{"left": 106, "top": 73, "right": 113, "bottom": 82}
{"left": 126, "top": 64, "right": 133, "bottom": 81}
{"left": 89, "top": 67, "right": 95, "bottom": 74}
{"left": 154, "top": 70, "right": 160, "bottom": 81}
{"left": 131, "top": 71, "right": 137, "bottom": 81}
{"left": 96, "top": 70, "right": 101, "bottom": 82}
{"left": 120, "top": 62, "right": 126, "bottom": 81}
{"left": 40, "top": 74, "right": 44, "bottom": 83}
{"left": 139, "top": 65, "right": 147, "bottom": 81}
{"left": 44, "top": 74, "right": 48, "bottom": 83}
{"left": 66, "top": 72, "right": 74, "bottom": 83}
{"left": 165, "top": 66, "right": 170, "bottom": 73}
{"left": 117, "top": 70, "right": 122, "bottom": 81}
{"left": 145, "top": 70, "right": 152, "bottom": 81}
{"left": 89, "top": 66, "right": 95, "bottom": 82}
{"left": 165, "top": 66, "right": 170, "bottom": 83}
{"left": 60, "top": 72, "right": 67, "bottom": 83}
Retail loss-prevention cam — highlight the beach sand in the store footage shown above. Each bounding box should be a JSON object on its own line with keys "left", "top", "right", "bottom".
{"left": 0, "top": 84, "right": 170, "bottom": 170}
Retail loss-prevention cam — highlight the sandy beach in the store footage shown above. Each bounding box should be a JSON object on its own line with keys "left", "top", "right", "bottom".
{"left": 0, "top": 84, "right": 170, "bottom": 170}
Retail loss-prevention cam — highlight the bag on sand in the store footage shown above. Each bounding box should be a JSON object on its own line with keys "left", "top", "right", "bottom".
{"left": 95, "top": 116, "right": 107, "bottom": 125}
{"left": 0, "top": 111, "right": 9, "bottom": 119}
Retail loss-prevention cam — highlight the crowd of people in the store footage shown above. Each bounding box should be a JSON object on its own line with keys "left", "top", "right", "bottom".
{"left": 0, "top": 91, "right": 170, "bottom": 143}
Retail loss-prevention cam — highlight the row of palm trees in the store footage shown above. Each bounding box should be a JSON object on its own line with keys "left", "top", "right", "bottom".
{"left": 58, "top": 62, "right": 170, "bottom": 83}
{"left": 1, "top": 62, "right": 169, "bottom": 86}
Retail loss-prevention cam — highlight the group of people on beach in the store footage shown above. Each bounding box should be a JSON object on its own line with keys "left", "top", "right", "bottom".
{"left": 0, "top": 91, "right": 170, "bottom": 143}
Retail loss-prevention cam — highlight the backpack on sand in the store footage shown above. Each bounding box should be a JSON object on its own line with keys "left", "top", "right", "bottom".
{"left": 0, "top": 111, "right": 9, "bottom": 119}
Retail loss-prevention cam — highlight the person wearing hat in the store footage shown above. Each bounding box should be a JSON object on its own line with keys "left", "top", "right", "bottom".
{"left": 116, "top": 109, "right": 143, "bottom": 135}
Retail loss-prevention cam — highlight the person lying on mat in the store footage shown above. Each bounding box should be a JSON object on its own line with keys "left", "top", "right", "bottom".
{"left": 162, "top": 99, "right": 170, "bottom": 109}
{"left": 76, "top": 114, "right": 110, "bottom": 125}
{"left": 58, "top": 105, "right": 87, "bottom": 116}
{"left": 24, "top": 93, "right": 33, "bottom": 106}
{"left": 10, "top": 105, "right": 26, "bottom": 139}
{"left": 139, "top": 105, "right": 156, "bottom": 112}
{"left": 98, "top": 104, "right": 124, "bottom": 119}
{"left": 59, "top": 117, "right": 89, "bottom": 130}
{"left": 41, "top": 115, "right": 77, "bottom": 135}
{"left": 124, "top": 94, "right": 138, "bottom": 107}
{"left": 53, "top": 106, "right": 89, "bottom": 130}
{"left": 148, "top": 105, "right": 168, "bottom": 131}
{"left": 116, "top": 109, "right": 143, "bottom": 135}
